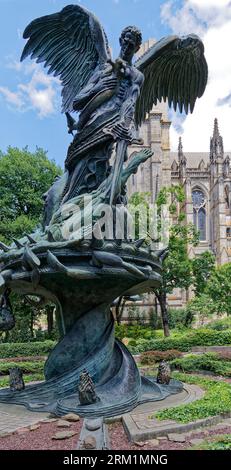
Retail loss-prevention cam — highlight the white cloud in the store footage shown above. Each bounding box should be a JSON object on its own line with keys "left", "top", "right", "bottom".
{"left": 161, "top": 1, "right": 205, "bottom": 37}
{"left": 161, "top": 0, "right": 231, "bottom": 151}
{"left": 0, "top": 86, "right": 24, "bottom": 108}
{"left": 6, "top": 59, "right": 24, "bottom": 72}
{"left": 0, "top": 61, "right": 60, "bottom": 117}
{"left": 19, "top": 67, "right": 60, "bottom": 117}
{"left": 190, "top": 0, "right": 230, "bottom": 7}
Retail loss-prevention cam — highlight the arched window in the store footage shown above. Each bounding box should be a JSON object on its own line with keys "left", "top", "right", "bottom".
{"left": 224, "top": 185, "right": 230, "bottom": 209}
{"left": 192, "top": 189, "right": 206, "bottom": 241}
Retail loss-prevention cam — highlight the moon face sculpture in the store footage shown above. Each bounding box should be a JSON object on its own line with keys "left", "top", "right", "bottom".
{"left": 0, "top": 4, "right": 207, "bottom": 417}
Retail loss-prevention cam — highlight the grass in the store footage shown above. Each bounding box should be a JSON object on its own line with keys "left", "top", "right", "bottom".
{"left": 154, "top": 372, "right": 231, "bottom": 423}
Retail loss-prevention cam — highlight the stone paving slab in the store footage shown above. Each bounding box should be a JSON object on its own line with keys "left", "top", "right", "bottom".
{"left": 0, "top": 403, "right": 49, "bottom": 433}
{"left": 106, "top": 383, "right": 204, "bottom": 424}
{"left": 122, "top": 384, "right": 208, "bottom": 442}
{"left": 123, "top": 412, "right": 231, "bottom": 443}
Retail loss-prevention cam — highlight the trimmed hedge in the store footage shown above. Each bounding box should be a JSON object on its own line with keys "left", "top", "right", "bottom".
{"left": 0, "top": 340, "right": 55, "bottom": 359}
{"left": 128, "top": 329, "right": 231, "bottom": 354}
{"left": 171, "top": 353, "right": 231, "bottom": 377}
{"left": 115, "top": 324, "right": 163, "bottom": 341}
{"left": 0, "top": 361, "right": 45, "bottom": 376}
{"left": 140, "top": 349, "right": 182, "bottom": 365}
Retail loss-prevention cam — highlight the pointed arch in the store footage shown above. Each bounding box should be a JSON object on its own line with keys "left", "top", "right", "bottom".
{"left": 192, "top": 187, "right": 207, "bottom": 241}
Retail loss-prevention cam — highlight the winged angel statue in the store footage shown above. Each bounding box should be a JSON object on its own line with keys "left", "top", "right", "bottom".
{"left": 0, "top": 4, "right": 209, "bottom": 416}
{"left": 21, "top": 3, "right": 208, "bottom": 210}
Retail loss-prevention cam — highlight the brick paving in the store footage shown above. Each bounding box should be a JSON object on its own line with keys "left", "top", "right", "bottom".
{"left": 0, "top": 403, "right": 48, "bottom": 434}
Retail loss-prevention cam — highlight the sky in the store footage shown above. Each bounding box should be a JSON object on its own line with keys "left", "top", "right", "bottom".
{"left": 0, "top": 0, "right": 230, "bottom": 169}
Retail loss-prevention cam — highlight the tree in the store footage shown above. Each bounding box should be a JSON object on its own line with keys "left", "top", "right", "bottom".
{"left": 186, "top": 293, "right": 216, "bottom": 324}
{"left": 190, "top": 263, "right": 231, "bottom": 317}
{"left": 191, "top": 251, "right": 216, "bottom": 296}
{"left": 0, "top": 146, "right": 62, "bottom": 243}
{"left": 0, "top": 146, "right": 62, "bottom": 340}
{"left": 207, "top": 263, "right": 231, "bottom": 314}
{"left": 189, "top": 263, "right": 231, "bottom": 318}
{"left": 129, "top": 186, "right": 199, "bottom": 337}
{"left": 154, "top": 186, "right": 199, "bottom": 337}
{"left": 128, "top": 191, "right": 151, "bottom": 240}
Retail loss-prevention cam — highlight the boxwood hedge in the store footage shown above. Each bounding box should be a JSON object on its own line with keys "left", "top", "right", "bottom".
{"left": 0, "top": 361, "right": 45, "bottom": 375}
{"left": 128, "top": 329, "right": 231, "bottom": 354}
{"left": 0, "top": 340, "right": 55, "bottom": 359}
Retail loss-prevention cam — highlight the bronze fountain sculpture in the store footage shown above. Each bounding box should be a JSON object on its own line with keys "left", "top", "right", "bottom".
{"left": 0, "top": 4, "right": 207, "bottom": 417}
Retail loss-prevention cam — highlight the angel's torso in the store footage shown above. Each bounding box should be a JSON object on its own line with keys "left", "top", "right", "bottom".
{"left": 78, "top": 63, "right": 144, "bottom": 130}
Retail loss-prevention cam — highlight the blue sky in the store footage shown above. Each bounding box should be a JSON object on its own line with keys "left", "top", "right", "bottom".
{"left": 0, "top": 0, "right": 175, "bottom": 167}
{"left": 0, "top": 0, "right": 230, "bottom": 168}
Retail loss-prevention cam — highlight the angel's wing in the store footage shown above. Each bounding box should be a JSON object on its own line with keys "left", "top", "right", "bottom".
{"left": 21, "top": 4, "right": 111, "bottom": 112}
{"left": 135, "top": 34, "right": 208, "bottom": 126}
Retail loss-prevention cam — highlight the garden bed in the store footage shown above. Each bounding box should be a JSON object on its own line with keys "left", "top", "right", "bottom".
{"left": 155, "top": 372, "right": 231, "bottom": 423}
{"left": 108, "top": 422, "right": 231, "bottom": 450}
{"left": 170, "top": 353, "right": 231, "bottom": 377}
{"left": 0, "top": 419, "right": 82, "bottom": 450}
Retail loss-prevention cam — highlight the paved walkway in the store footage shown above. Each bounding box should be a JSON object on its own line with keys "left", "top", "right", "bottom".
{"left": 0, "top": 403, "right": 49, "bottom": 434}
{"left": 122, "top": 384, "right": 208, "bottom": 441}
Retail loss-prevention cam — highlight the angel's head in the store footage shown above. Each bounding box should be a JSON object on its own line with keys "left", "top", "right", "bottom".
{"left": 119, "top": 26, "right": 142, "bottom": 62}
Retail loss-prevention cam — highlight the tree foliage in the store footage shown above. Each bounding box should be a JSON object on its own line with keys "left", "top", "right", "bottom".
{"left": 0, "top": 146, "right": 62, "bottom": 243}
{"left": 191, "top": 251, "right": 216, "bottom": 296}
{"left": 189, "top": 263, "right": 231, "bottom": 317}
{"left": 154, "top": 186, "right": 199, "bottom": 336}
{"left": 0, "top": 146, "right": 62, "bottom": 341}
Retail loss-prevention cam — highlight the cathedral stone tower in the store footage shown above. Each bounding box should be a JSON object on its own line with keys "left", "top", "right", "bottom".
{"left": 127, "top": 100, "right": 171, "bottom": 202}
{"left": 127, "top": 114, "right": 231, "bottom": 307}
{"left": 209, "top": 119, "right": 231, "bottom": 263}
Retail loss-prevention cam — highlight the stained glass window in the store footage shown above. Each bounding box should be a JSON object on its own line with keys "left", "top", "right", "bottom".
{"left": 198, "top": 207, "right": 206, "bottom": 241}
{"left": 192, "top": 190, "right": 206, "bottom": 209}
{"left": 192, "top": 190, "right": 206, "bottom": 241}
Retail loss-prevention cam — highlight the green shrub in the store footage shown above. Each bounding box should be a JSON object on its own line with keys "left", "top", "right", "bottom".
{"left": 0, "top": 361, "right": 45, "bottom": 375}
{"left": 0, "top": 373, "right": 44, "bottom": 388}
{"left": 140, "top": 349, "right": 182, "bottom": 365}
{"left": 127, "top": 339, "right": 137, "bottom": 347}
{"left": 171, "top": 353, "right": 231, "bottom": 377}
{"left": 206, "top": 317, "right": 231, "bottom": 331}
{"left": 0, "top": 340, "right": 55, "bottom": 358}
{"left": 155, "top": 372, "right": 231, "bottom": 423}
{"left": 149, "top": 309, "right": 162, "bottom": 329}
{"left": 128, "top": 329, "right": 231, "bottom": 354}
{"left": 168, "top": 308, "right": 194, "bottom": 329}
{"left": 115, "top": 324, "right": 163, "bottom": 341}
